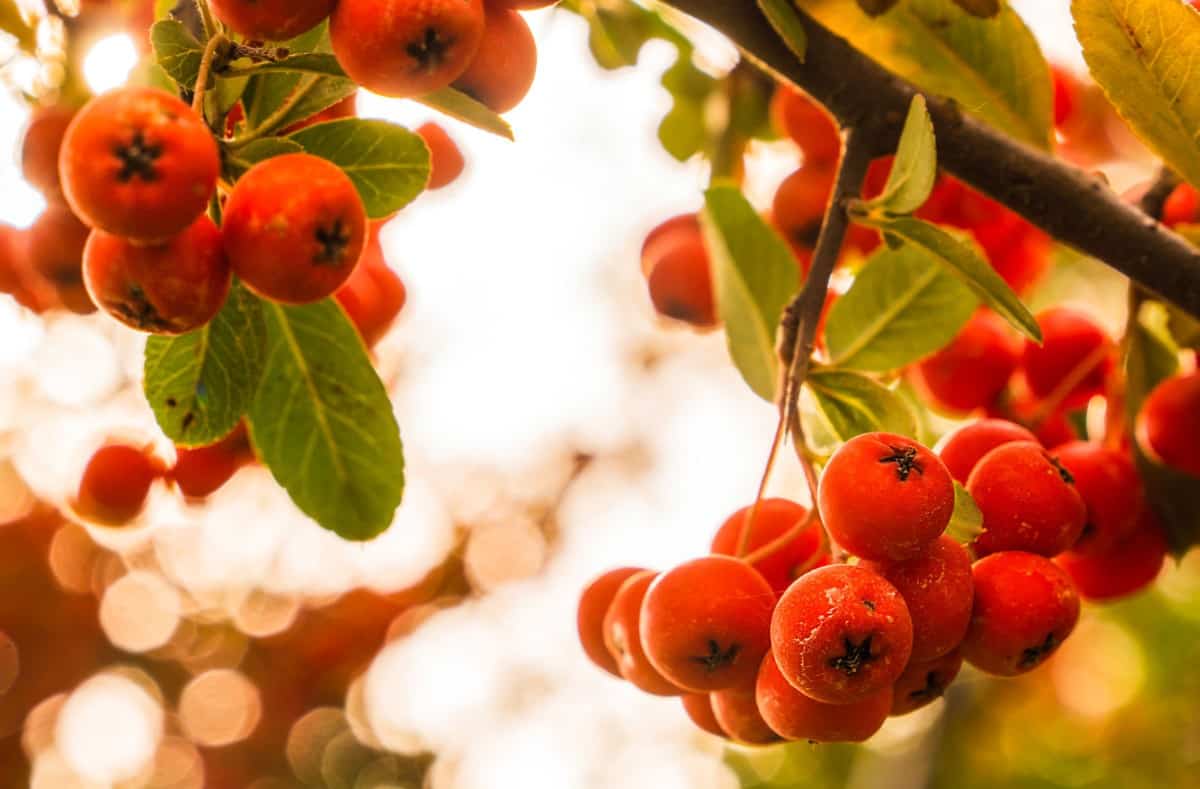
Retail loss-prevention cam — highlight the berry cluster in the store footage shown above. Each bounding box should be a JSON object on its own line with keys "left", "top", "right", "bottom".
{"left": 578, "top": 420, "right": 1169, "bottom": 744}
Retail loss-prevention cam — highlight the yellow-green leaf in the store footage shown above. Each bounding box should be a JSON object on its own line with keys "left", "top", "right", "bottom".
{"left": 800, "top": 0, "right": 1053, "bottom": 149}
{"left": 860, "top": 95, "right": 937, "bottom": 215}
{"left": 759, "top": 0, "right": 809, "bottom": 62}
{"left": 1073, "top": 0, "right": 1200, "bottom": 189}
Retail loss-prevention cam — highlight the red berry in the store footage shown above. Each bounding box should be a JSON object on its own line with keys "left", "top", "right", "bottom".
{"left": 640, "top": 213, "right": 700, "bottom": 277}
{"left": 577, "top": 567, "right": 644, "bottom": 677}
{"left": 936, "top": 418, "right": 1038, "bottom": 484}
{"left": 331, "top": 0, "right": 486, "bottom": 99}
{"left": 961, "top": 551, "right": 1080, "bottom": 676}
{"left": 1056, "top": 512, "right": 1167, "bottom": 601}
{"left": 911, "top": 310, "right": 1021, "bottom": 414}
{"left": 27, "top": 204, "right": 89, "bottom": 300}
{"left": 1052, "top": 66, "right": 1080, "bottom": 129}
{"left": 772, "top": 163, "right": 834, "bottom": 272}
{"left": 208, "top": 0, "right": 335, "bottom": 41}
{"left": 710, "top": 682, "right": 780, "bottom": 746}
{"left": 889, "top": 650, "right": 962, "bottom": 716}
{"left": 818, "top": 432, "right": 954, "bottom": 561}
{"left": 1050, "top": 441, "right": 1143, "bottom": 555}
{"left": 75, "top": 444, "right": 164, "bottom": 526}
{"left": 281, "top": 93, "right": 358, "bottom": 135}
{"left": 769, "top": 86, "right": 840, "bottom": 164}
{"left": 21, "top": 104, "right": 75, "bottom": 202}
{"left": 709, "top": 498, "right": 828, "bottom": 596}
{"left": 644, "top": 227, "right": 717, "bottom": 329}
{"left": 416, "top": 122, "right": 466, "bottom": 190}
{"left": 640, "top": 556, "right": 774, "bottom": 692}
{"left": 171, "top": 427, "right": 252, "bottom": 499}
{"left": 83, "top": 215, "right": 230, "bottom": 334}
{"left": 59, "top": 87, "right": 219, "bottom": 243}
{"left": 859, "top": 535, "right": 974, "bottom": 663}
{"left": 1137, "top": 371, "right": 1200, "bottom": 478}
{"left": 602, "top": 571, "right": 682, "bottom": 696}
{"left": 222, "top": 153, "right": 367, "bottom": 304}
{"left": 1022, "top": 307, "right": 1114, "bottom": 408}
{"left": 967, "top": 441, "right": 1087, "bottom": 557}
{"left": 1163, "top": 183, "right": 1199, "bottom": 228}
{"left": 680, "top": 693, "right": 725, "bottom": 738}
{"left": 770, "top": 564, "right": 913, "bottom": 705}
{"left": 453, "top": 6, "right": 538, "bottom": 113}
{"left": 756, "top": 651, "right": 892, "bottom": 743}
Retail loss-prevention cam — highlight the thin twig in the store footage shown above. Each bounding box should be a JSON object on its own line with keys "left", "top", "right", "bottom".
{"left": 735, "top": 406, "right": 789, "bottom": 557}
{"left": 196, "top": 0, "right": 218, "bottom": 42}
{"left": 191, "top": 33, "right": 227, "bottom": 115}
{"left": 226, "top": 74, "right": 320, "bottom": 146}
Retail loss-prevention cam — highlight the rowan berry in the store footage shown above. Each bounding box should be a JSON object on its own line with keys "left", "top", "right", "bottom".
{"left": 59, "top": 87, "right": 219, "bottom": 242}
{"left": 644, "top": 226, "right": 717, "bottom": 329}
{"left": 577, "top": 566, "right": 644, "bottom": 677}
{"left": 1052, "top": 66, "right": 1080, "bottom": 129}
{"left": 710, "top": 498, "right": 828, "bottom": 596}
{"left": 818, "top": 432, "right": 954, "bottom": 561}
{"left": 416, "top": 122, "right": 466, "bottom": 189}
{"left": 1137, "top": 370, "right": 1200, "bottom": 478}
{"left": 961, "top": 551, "right": 1080, "bottom": 676}
{"left": 335, "top": 251, "right": 408, "bottom": 347}
{"left": 0, "top": 224, "right": 22, "bottom": 294}
{"left": 770, "top": 564, "right": 913, "bottom": 705}
{"left": 889, "top": 650, "right": 962, "bottom": 716}
{"left": 756, "top": 651, "right": 892, "bottom": 743}
{"left": 330, "top": 0, "right": 486, "bottom": 98}
{"left": 1055, "top": 513, "right": 1166, "bottom": 602}
{"left": 171, "top": 425, "right": 252, "bottom": 499}
{"left": 282, "top": 93, "right": 358, "bottom": 135}
{"left": 222, "top": 153, "right": 367, "bottom": 304}
{"left": 27, "top": 204, "right": 89, "bottom": 299}
{"left": 602, "top": 571, "right": 683, "bottom": 696}
{"left": 911, "top": 310, "right": 1021, "bottom": 414}
{"left": 1022, "top": 307, "right": 1114, "bottom": 408}
{"left": 209, "top": 0, "right": 335, "bottom": 41}
{"left": 640, "top": 556, "right": 775, "bottom": 692}
{"left": 769, "top": 86, "right": 840, "bottom": 164}
{"left": 680, "top": 693, "right": 725, "bottom": 738}
{"left": 453, "top": 6, "right": 538, "bottom": 113}
{"left": 1051, "top": 441, "right": 1143, "bottom": 555}
{"left": 859, "top": 535, "right": 973, "bottom": 662}
{"left": 936, "top": 418, "right": 1038, "bottom": 484}
{"left": 710, "top": 682, "right": 780, "bottom": 746}
{"left": 771, "top": 162, "right": 834, "bottom": 272}
{"left": 1163, "top": 182, "right": 1199, "bottom": 228}
{"left": 967, "top": 441, "right": 1087, "bottom": 557}
{"left": 83, "top": 215, "right": 230, "bottom": 334}
{"left": 21, "top": 104, "right": 75, "bottom": 202}
{"left": 640, "top": 213, "right": 700, "bottom": 277}
{"left": 74, "top": 444, "right": 165, "bottom": 526}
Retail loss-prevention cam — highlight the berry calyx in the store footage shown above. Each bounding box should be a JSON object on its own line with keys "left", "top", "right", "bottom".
{"left": 756, "top": 651, "right": 892, "bottom": 743}
{"left": 890, "top": 650, "right": 962, "bottom": 716}
{"left": 770, "top": 564, "right": 913, "bottom": 705}
{"left": 818, "top": 432, "right": 954, "bottom": 561}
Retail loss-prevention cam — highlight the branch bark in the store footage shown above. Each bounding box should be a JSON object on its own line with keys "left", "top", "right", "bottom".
{"left": 659, "top": 0, "right": 1200, "bottom": 320}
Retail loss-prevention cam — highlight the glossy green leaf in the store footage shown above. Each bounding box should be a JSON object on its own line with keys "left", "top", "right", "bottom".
{"left": 946, "top": 481, "right": 984, "bottom": 544}
{"left": 248, "top": 298, "right": 404, "bottom": 541}
{"left": 759, "top": 0, "right": 808, "bottom": 62}
{"left": 824, "top": 244, "right": 978, "bottom": 371}
{"left": 701, "top": 186, "right": 802, "bottom": 401}
{"left": 288, "top": 119, "right": 430, "bottom": 218}
{"left": 856, "top": 214, "right": 1041, "bottom": 342}
{"left": 1074, "top": 0, "right": 1200, "bottom": 188}
{"left": 150, "top": 19, "right": 203, "bottom": 87}
{"left": 416, "top": 88, "right": 514, "bottom": 140}
{"left": 223, "top": 137, "right": 304, "bottom": 180}
{"left": 805, "top": 368, "right": 917, "bottom": 440}
{"left": 803, "top": 0, "right": 1053, "bottom": 149}
{"left": 860, "top": 95, "right": 937, "bottom": 216}
{"left": 143, "top": 284, "right": 267, "bottom": 447}
{"left": 241, "top": 23, "right": 356, "bottom": 134}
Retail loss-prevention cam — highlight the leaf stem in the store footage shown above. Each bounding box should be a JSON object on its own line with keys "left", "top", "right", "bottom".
{"left": 191, "top": 33, "right": 227, "bottom": 116}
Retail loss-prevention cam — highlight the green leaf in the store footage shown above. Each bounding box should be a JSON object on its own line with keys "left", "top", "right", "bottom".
{"left": 288, "top": 119, "right": 430, "bottom": 219}
{"left": 143, "top": 284, "right": 267, "bottom": 447}
{"left": 223, "top": 137, "right": 304, "bottom": 180}
{"left": 855, "top": 214, "right": 1041, "bottom": 343}
{"left": 1073, "top": 0, "right": 1200, "bottom": 189}
{"left": 805, "top": 368, "right": 917, "bottom": 440}
{"left": 803, "top": 0, "right": 1053, "bottom": 149}
{"left": 224, "top": 53, "right": 347, "bottom": 79}
{"left": 248, "top": 298, "right": 405, "bottom": 541}
{"left": 860, "top": 95, "right": 937, "bottom": 215}
{"left": 700, "top": 186, "right": 801, "bottom": 401}
{"left": 824, "top": 244, "right": 978, "bottom": 371}
{"left": 946, "top": 482, "right": 984, "bottom": 544}
{"left": 759, "top": 0, "right": 809, "bottom": 62}
{"left": 658, "top": 102, "right": 707, "bottom": 161}
{"left": 150, "top": 19, "right": 203, "bottom": 88}
{"left": 415, "top": 88, "right": 514, "bottom": 140}
{"left": 241, "top": 23, "right": 356, "bottom": 134}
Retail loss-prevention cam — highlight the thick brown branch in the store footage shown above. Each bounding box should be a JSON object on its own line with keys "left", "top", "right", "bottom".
{"left": 660, "top": 0, "right": 1200, "bottom": 320}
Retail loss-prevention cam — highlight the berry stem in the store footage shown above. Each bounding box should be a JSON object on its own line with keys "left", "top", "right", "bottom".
{"left": 191, "top": 32, "right": 228, "bottom": 116}
{"left": 735, "top": 403, "right": 789, "bottom": 557}
{"left": 195, "top": 0, "right": 218, "bottom": 42}
{"left": 1026, "top": 342, "right": 1114, "bottom": 428}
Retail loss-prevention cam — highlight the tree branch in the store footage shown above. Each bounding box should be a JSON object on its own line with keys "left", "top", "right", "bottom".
{"left": 659, "top": 0, "right": 1200, "bottom": 320}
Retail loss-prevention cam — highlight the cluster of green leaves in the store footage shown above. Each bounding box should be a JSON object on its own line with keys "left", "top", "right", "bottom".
{"left": 138, "top": 9, "right": 512, "bottom": 541}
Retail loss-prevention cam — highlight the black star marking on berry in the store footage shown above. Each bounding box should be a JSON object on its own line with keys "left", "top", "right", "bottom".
{"left": 879, "top": 445, "right": 923, "bottom": 481}
{"left": 108, "top": 285, "right": 169, "bottom": 332}
{"left": 908, "top": 671, "right": 947, "bottom": 702}
{"left": 828, "top": 635, "right": 875, "bottom": 676}
{"left": 1019, "top": 632, "right": 1059, "bottom": 669}
{"left": 1046, "top": 453, "right": 1075, "bottom": 485}
{"left": 406, "top": 27, "right": 456, "bottom": 73}
{"left": 689, "top": 639, "right": 740, "bottom": 674}
{"left": 314, "top": 219, "right": 351, "bottom": 265}
{"left": 114, "top": 130, "right": 163, "bottom": 183}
